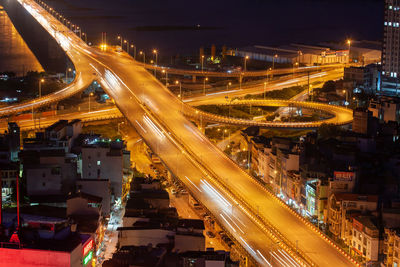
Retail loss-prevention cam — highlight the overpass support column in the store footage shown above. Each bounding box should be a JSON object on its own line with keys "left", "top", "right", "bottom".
{"left": 192, "top": 75, "right": 196, "bottom": 83}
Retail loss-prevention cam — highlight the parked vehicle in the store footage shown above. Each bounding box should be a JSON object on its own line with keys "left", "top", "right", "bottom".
{"left": 206, "top": 231, "right": 215, "bottom": 238}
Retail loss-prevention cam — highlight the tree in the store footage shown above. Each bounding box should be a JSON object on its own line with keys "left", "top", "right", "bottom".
{"left": 318, "top": 123, "right": 343, "bottom": 139}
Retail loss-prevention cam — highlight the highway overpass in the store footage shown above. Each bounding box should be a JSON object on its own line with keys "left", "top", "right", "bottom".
{"left": 9, "top": 1, "right": 357, "bottom": 266}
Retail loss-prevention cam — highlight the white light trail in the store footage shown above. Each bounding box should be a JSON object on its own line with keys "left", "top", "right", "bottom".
{"left": 185, "top": 176, "right": 202, "bottom": 192}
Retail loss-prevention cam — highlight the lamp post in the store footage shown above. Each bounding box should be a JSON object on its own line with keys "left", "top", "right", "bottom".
{"left": 89, "top": 92, "right": 94, "bottom": 112}
{"left": 244, "top": 55, "right": 249, "bottom": 72}
{"left": 124, "top": 40, "right": 129, "bottom": 53}
{"left": 130, "top": 44, "right": 136, "bottom": 59}
{"left": 201, "top": 55, "right": 205, "bottom": 72}
{"left": 272, "top": 54, "right": 278, "bottom": 70}
{"left": 263, "top": 82, "right": 267, "bottom": 100}
{"left": 162, "top": 69, "right": 168, "bottom": 86}
{"left": 343, "top": 89, "right": 348, "bottom": 105}
{"left": 38, "top": 78, "right": 44, "bottom": 98}
{"left": 153, "top": 49, "right": 158, "bottom": 77}
{"left": 347, "top": 39, "right": 352, "bottom": 63}
{"left": 226, "top": 82, "right": 232, "bottom": 90}
{"left": 117, "top": 35, "right": 122, "bottom": 48}
{"left": 175, "top": 80, "right": 182, "bottom": 99}
{"left": 203, "top": 77, "right": 208, "bottom": 95}
{"left": 293, "top": 62, "right": 299, "bottom": 77}
{"left": 139, "top": 51, "right": 146, "bottom": 66}
{"left": 66, "top": 68, "right": 72, "bottom": 83}
{"left": 82, "top": 32, "right": 87, "bottom": 43}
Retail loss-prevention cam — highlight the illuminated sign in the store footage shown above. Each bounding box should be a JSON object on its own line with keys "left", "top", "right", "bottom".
{"left": 83, "top": 239, "right": 93, "bottom": 256}
{"left": 83, "top": 251, "right": 93, "bottom": 265}
{"left": 334, "top": 171, "right": 355, "bottom": 181}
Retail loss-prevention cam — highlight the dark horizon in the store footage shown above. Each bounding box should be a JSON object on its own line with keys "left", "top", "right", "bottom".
{"left": 46, "top": 0, "right": 384, "bottom": 55}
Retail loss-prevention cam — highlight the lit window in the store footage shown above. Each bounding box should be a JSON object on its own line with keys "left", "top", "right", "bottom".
{"left": 97, "top": 160, "right": 101, "bottom": 166}
{"left": 390, "top": 5, "right": 393, "bottom": 9}
{"left": 385, "top": 22, "right": 388, "bottom": 26}
{"left": 389, "top": 22, "right": 393, "bottom": 26}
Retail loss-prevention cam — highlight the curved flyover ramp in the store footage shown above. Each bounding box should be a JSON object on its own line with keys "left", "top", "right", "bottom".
{"left": 184, "top": 99, "right": 353, "bottom": 128}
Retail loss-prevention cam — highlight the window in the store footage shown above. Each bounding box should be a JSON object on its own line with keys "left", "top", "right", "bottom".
{"left": 42, "top": 173, "right": 46, "bottom": 178}
{"left": 88, "top": 155, "right": 91, "bottom": 159}
{"left": 97, "top": 160, "right": 101, "bottom": 166}
{"left": 42, "top": 182, "right": 46, "bottom": 187}
{"left": 363, "top": 247, "right": 366, "bottom": 256}
{"left": 358, "top": 244, "right": 361, "bottom": 251}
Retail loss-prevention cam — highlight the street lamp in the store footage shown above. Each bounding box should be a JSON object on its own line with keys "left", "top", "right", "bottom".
{"left": 161, "top": 69, "right": 168, "bottom": 86}
{"left": 226, "top": 81, "right": 232, "bottom": 90}
{"left": 82, "top": 32, "right": 87, "bottom": 43}
{"left": 203, "top": 77, "right": 208, "bottom": 95}
{"left": 88, "top": 92, "right": 94, "bottom": 112}
{"left": 201, "top": 55, "right": 205, "bottom": 72}
{"left": 130, "top": 44, "right": 136, "bottom": 59}
{"left": 343, "top": 89, "right": 348, "bottom": 104}
{"left": 347, "top": 39, "right": 352, "bottom": 63}
{"left": 175, "top": 80, "right": 182, "bottom": 99}
{"left": 244, "top": 55, "right": 249, "bottom": 72}
{"left": 263, "top": 82, "right": 267, "bottom": 100}
{"left": 117, "top": 35, "right": 122, "bottom": 48}
{"left": 139, "top": 51, "right": 146, "bottom": 66}
{"left": 153, "top": 49, "right": 158, "bottom": 76}
{"left": 39, "top": 79, "right": 44, "bottom": 98}
{"left": 66, "top": 67, "right": 72, "bottom": 83}
{"left": 272, "top": 54, "right": 278, "bottom": 70}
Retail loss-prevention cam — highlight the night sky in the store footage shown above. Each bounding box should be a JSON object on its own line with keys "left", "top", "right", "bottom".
{"left": 47, "top": 0, "right": 383, "bottom": 55}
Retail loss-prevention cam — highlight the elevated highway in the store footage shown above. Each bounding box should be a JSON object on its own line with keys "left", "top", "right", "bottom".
{"left": 143, "top": 62, "right": 344, "bottom": 78}
{"left": 10, "top": 0, "right": 356, "bottom": 266}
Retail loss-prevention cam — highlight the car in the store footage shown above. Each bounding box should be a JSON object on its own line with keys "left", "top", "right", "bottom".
{"left": 180, "top": 189, "right": 188, "bottom": 195}
{"left": 206, "top": 231, "right": 215, "bottom": 238}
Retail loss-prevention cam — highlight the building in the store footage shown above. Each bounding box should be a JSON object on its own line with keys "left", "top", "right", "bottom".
{"left": 81, "top": 139, "right": 130, "bottom": 200}
{"left": 344, "top": 64, "right": 380, "bottom": 94}
{"left": 352, "top": 108, "right": 378, "bottom": 135}
{"left": 0, "top": 205, "right": 94, "bottom": 267}
{"left": 0, "top": 123, "right": 20, "bottom": 163}
{"left": 351, "top": 216, "right": 379, "bottom": 262}
{"left": 178, "top": 250, "right": 239, "bottom": 267}
{"left": 383, "top": 1, "right": 400, "bottom": 79}
{"left": 328, "top": 193, "right": 378, "bottom": 242}
{"left": 235, "top": 44, "right": 349, "bottom": 66}
{"left": 369, "top": 97, "right": 400, "bottom": 123}
{"left": 384, "top": 228, "right": 400, "bottom": 266}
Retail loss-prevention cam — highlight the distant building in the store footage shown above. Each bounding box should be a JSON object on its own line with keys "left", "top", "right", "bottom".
{"left": 328, "top": 193, "right": 378, "bottom": 243}
{"left": 368, "top": 97, "right": 400, "bottom": 123}
{"left": 382, "top": 1, "right": 400, "bottom": 79}
{"left": 81, "top": 139, "right": 130, "bottom": 200}
{"left": 384, "top": 228, "right": 400, "bottom": 266}
{"left": 352, "top": 108, "right": 378, "bottom": 135}
{"left": 351, "top": 216, "right": 379, "bottom": 261}
{"left": 235, "top": 44, "right": 349, "bottom": 66}
{"left": 344, "top": 64, "right": 380, "bottom": 94}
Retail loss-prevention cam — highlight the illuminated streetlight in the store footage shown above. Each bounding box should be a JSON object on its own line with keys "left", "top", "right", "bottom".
{"left": 139, "top": 51, "right": 146, "bottom": 66}
{"left": 244, "top": 55, "right": 249, "bottom": 72}
{"left": 263, "top": 82, "right": 267, "bottom": 100}
{"left": 203, "top": 77, "right": 208, "bottom": 95}
{"left": 347, "top": 39, "right": 352, "bottom": 63}
{"left": 226, "top": 81, "right": 232, "bottom": 90}
{"left": 38, "top": 79, "right": 44, "bottom": 98}
{"left": 175, "top": 80, "right": 182, "bottom": 99}
{"left": 89, "top": 92, "right": 94, "bottom": 112}
{"left": 272, "top": 54, "right": 278, "bottom": 70}
{"left": 65, "top": 68, "right": 72, "bottom": 82}
{"left": 201, "top": 55, "right": 205, "bottom": 72}
{"left": 130, "top": 44, "right": 136, "bottom": 59}
{"left": 153, "top": 49, "right": 158, "bottom": 77}
{"left": 117, "top": 35, "right": 122, "bottom": 48}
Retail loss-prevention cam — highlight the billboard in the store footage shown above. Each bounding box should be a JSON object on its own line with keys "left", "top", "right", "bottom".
{"left": 334, "top": 171, "right": 355, "bottom": 181}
